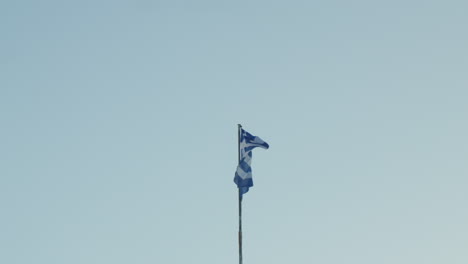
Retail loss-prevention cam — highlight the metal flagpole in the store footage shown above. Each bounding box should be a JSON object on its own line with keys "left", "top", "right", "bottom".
{"left": 237, "top": 124, "right": 243, "bottom": 264}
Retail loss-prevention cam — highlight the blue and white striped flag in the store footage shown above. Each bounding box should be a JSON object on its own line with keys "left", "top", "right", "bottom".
{"left": 234, "top": 128, "right": 269, "bottom": 196}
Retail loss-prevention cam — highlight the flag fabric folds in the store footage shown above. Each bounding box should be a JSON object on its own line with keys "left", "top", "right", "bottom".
{"left": 234, "top": 128, "right": 269, "bottom": 196}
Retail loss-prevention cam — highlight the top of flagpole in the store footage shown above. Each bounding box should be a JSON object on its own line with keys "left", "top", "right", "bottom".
{"left": 237, "top": 124, "right": 242, "bottom": 162}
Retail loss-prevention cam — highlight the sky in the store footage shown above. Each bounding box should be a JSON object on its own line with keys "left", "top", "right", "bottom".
{"left": 1, "top": 1, "right": 468, "bottom": 263}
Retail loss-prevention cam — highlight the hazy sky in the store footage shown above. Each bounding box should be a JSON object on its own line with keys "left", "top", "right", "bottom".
{"left": 1, "top": 1, "right": 467, "bottom": 263}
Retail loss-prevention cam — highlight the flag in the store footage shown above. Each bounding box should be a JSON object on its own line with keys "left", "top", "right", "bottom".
{"left": 234, "top": 128, "right": 269, "bottom": 196}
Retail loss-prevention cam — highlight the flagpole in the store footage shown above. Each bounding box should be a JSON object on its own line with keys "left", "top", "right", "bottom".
{"left": 237, "top": 124, "right": 243, "bottom": 264}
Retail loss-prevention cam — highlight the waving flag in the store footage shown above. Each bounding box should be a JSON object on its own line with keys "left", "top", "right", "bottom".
{"left": 234, "top": 128, "right": 269, "bottom": 196}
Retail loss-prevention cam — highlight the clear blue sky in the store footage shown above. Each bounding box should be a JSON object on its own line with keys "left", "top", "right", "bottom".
{"left": 1, "top": 1, "right": 467, "bottom": 263}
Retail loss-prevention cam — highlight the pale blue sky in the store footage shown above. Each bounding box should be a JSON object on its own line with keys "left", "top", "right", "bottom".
{"left": 1, "top": 1, "right": 467, "bottom": 263}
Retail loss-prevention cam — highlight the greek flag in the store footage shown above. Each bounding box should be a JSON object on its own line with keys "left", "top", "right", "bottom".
{"left": 234, "top": 128, "right": 269, "bottom": 196}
